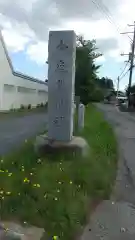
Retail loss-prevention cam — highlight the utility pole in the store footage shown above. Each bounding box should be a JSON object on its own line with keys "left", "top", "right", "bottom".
{"left": 128, "top": 22, "right": 135, "bottom": 106}
{"left": 116, "top": 76, "right": 120, "bottom": 105}
{"left": 116, "top": 77, "right": 120, "bottom": 99}
{"left": 121, "top": 21, "right": 135, "bottom": 107}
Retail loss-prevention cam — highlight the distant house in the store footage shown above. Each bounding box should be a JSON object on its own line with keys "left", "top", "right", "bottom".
{"left": 0, "top": 31, "right": 48, "bottom": 111}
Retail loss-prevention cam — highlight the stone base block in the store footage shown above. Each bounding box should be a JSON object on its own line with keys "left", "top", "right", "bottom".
{"left": 0, "top": 222, "right": 44, "bottom": 240}
{"left": 34, "top": 134, "right": 89, "bottom": 157}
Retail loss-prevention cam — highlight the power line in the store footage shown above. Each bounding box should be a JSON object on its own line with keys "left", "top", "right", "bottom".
{"left": 119, "top": 67, "right": 130, "bottom": 80}
{"left": 92, "top": 0, "right": 115, "bottom": 26}
{"left": 96, "top": 0, "right": 120, "bottom": 32}
{"left": 98, "top": 0, "right": 132, "bottom": 43}
{"left": 119, "top": 61, "right": 129, "bottom": 79}
{"left": 92, "top": 0, "right": 131, "bottom": 43}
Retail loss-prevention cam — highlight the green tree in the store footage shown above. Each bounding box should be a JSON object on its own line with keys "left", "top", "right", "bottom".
{"left": 97, "top": 77, "right": 114, "bottom": 90}
{"left": 126, "top": 84, "right": 135, "bottom": 96}
{"left": 75, "top": 35, "right": 102, "bottom": 105}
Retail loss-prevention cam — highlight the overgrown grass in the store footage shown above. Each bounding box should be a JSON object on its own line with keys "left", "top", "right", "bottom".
{"left": 0, "top": 105, "right": 118, "bottom": 240}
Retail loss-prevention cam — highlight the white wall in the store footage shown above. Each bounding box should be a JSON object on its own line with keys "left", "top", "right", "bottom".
{"left": 0, "top": 31, "right": 48, "bottom": 111}
{"left": 1, "top": 76, "right": 48, "bottom": 111}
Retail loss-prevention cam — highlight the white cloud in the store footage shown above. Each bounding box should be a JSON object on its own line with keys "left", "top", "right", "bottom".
{"left": 107, "top": 49, "right": 130, "bottom": 62}
{"left": 2, "top": 29, "right": 31, "bottom": 52}
{"left": 26, "top": 41, "right": 48, "bottom": 65}
{"left": 0, "top": 0, "right": 134, "bottom": 65}
{"left": 107, "top": 49, "right": 120, "bottom": 58}
{"left": 96, "top": 56, "right": 106, "bottom": 63}
{"left": 64, "top": 19, "right": 117, "bottom": 40}
{"left": 0, "top": 13, "right": 37, "bottom": 52}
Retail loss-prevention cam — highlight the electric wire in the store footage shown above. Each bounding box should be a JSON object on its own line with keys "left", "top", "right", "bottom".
{"left": 119, "top": 61, "right": 129, "bottom": 79}
{"left": 92, "top": 0, "right": 132, "bottom": 43}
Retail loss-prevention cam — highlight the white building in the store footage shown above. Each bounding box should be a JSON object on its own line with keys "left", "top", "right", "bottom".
{"left": 0, "top": 31, "right": 48, "bottom": 111}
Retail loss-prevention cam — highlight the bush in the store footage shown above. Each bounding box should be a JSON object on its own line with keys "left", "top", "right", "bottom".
{"left": 20, "top": 104, "right": 25, "bottom": 110}
{"left": 36, "top": 104, "right": 41, "bottom": 108}
{"left": 45, "top": 102, "right": 48, "bottom": 108}
{"left": 9, "top": 108, "right": 15, "bottom": 112}
{"left": 90, "top": 87, "right": 104, "bottom": 102}
{"left": 40, "top": 103, "right": 44, "bottom": 107}
{"left": 28, "top": 104, "right": 31, "bottom": 110}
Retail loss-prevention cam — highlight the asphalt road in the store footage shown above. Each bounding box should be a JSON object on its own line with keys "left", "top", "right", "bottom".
{"left": 0, "top": 112, "right": 47, "bottom": 155}
{"left": 80, "top": 103, "right": 135, "bottom": 240}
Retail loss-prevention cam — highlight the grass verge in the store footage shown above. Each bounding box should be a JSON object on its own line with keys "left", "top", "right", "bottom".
{"left": 0, "top": 105, "right": 118, "bottom": 240}
{"left": 0, "top": 106, "right": 47, "bottom": 119}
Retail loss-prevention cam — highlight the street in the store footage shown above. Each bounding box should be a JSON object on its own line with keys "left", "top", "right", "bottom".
{"left": 0, "top": 112, "right": 47, "bottom": 155}
{"left": 81, "top": 103, "right": 135, "bottom": 240}
{"left": 97, "top": 103, "right": 135, "bottom": 187}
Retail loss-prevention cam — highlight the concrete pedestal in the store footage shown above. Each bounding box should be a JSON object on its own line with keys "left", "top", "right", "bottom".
{"left": 34, "top": 134, "right": 89, "bottom": 158}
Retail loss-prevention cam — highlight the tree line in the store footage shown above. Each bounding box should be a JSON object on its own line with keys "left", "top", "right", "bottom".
{"left": 75, "top": 35, "right": 114, "bottom": 105}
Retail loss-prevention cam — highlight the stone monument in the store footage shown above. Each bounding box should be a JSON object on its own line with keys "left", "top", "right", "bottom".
{"left": 48, "top": 30, "right": 76, "bottom": 142}
{"left": 35, "top": 30, "right": 89, "bottom": 157}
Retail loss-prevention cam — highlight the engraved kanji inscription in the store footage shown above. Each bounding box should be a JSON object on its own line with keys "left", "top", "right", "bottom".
{"left": 57, "top": 40, "right": 68, "bottom": 50}
{"left": 56, "top": 79, "right": 64, "bottom": 87}
{"left": 57, "top": 60, "right": 65, "bottom": 70}
{"left": 53, "top": 116, "right": 64, "bottom": 127}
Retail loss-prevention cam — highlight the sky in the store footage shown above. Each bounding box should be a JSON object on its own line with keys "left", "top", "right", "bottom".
{"left": 0, "top": 0, "right": 135, "bottom": 91}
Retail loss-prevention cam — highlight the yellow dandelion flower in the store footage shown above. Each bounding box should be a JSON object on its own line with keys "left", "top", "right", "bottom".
{"left": 70, "top": 181, "right": 73, "bottom": 184}
{"left": 8, "top": 173, "right": 12, "bottom": 177}
{"left": 1, "top": 159, "right": 4, "bottom": 163}
{"left": 33, "top": 184, "right": 37, "bottom": 187}
{"left": 30, "top": 172, "right": 33, "bottom": 175}
{"left": 0, "top": 191, "right": 4, "bottom": 194}
{"left": 22, "top": 169, "right": 24, "bottom": 172}
{"left": 54, "top": 197, "right": 58, "bottom": 201}
{"left": 58, "top": 181, "right": 62, "bottom": 184}
{"left": 23, "top": 178, "right": 30, "bottom": 183}
{"left": 57, "top": 189, "right": 60, "bottom": 193}
{"left": 59, "top": 162, "right": 62, "bottom": 165}
{"left": 78, "top": 185, "right": 81, "bottom": 188}
{"left": 24, "top": 221, "right": 27, "bottom": 224}
{"left": 53, "top": 235, "right": 58, "bottom": 240}
{"left": 6, "top": 192, "right": 11, "bottom": 195}
{"left": 37, "top": 184, "right": 40, "bottom": 188}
